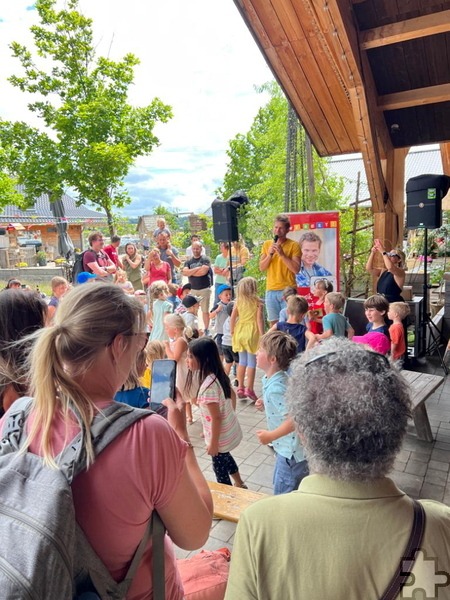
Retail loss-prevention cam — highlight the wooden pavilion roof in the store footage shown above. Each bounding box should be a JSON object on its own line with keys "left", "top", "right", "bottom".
{"left": 233, "top": 0, "right": 450, "bottom": 217}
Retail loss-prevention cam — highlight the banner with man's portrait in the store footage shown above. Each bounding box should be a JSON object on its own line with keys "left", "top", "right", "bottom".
{"left": 287, "top": 211, "right": 340, "bottom": 297}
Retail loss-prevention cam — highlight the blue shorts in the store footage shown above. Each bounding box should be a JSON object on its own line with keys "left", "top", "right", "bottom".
{"left": 265, "top": 290, "right": 286, "bottom": 322}
{"left": 273, "top": 454, "right": 309, "bottom": 495}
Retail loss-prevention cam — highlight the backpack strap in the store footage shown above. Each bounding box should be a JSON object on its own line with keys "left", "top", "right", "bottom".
{"left": 66, "top": 403, "right": 165, "bottom": 599}
{"left": 57, "top": 402, "right": 153, "bottom": 483}
{"left": 0, "top": 396, "right": 34, "bottom": 453}
{"left": 2, "top": 399, "right": 166, "bottom": 598}
{"left": 379, "top": 499, "right": 426, "bottom": 600}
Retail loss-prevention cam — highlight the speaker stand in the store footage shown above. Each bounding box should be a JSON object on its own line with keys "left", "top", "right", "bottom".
{"left": 228, "top": 241, "right": 235, "bottom": 299}
{"left": 419, "top": 228, "right": 448, "bottom": 375}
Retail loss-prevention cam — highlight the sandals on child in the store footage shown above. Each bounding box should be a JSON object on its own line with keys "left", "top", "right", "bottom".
{"left": 245, "top": 388, "right": 258, "bottom": 403}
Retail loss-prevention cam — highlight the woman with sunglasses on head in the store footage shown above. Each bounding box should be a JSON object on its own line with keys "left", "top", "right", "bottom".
{"left": 365, "top": 238, "right": 406, "bottom": 302}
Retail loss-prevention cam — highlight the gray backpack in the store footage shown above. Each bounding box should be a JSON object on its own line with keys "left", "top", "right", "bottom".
{"left": 0, "top": 397, "right": 165, "bottom": 600}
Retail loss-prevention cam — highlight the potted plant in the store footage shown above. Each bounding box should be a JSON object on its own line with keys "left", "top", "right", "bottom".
{"left": 36, "top": 250, "right": 48, "bottom": 267}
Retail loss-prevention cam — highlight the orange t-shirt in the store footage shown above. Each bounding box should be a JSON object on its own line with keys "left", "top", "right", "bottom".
{"left": 389, "top": 322, "right": 406, "bottom": 360}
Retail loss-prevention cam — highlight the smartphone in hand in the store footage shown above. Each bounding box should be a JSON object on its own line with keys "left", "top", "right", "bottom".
{"left": 150, "top": 359, "right": 177, "bottom": 404}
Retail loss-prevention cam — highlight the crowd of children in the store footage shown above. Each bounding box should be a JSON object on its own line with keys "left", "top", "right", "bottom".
{"left": 31, "top": 248, "right": 412, "bottom": 496}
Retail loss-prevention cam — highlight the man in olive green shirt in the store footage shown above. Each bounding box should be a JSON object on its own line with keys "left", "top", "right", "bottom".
{"left": 225, "top": 339, "right": 450, "bottom": 600}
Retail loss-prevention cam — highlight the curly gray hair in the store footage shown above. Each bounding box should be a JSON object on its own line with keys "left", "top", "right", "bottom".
{"left": 288, "top": 338, "right": 411, "bottom": 481}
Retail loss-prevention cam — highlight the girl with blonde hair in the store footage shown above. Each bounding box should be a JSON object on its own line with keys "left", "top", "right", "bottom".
{"left": 0, "top": 283, "right": 212, "bottom": 599}
{"left": 230, "top": 276, "right": 264, "bottom": 401}
{"left": 141, "top": 339, "right": 166, "bottom": 388}
{"left": 148, "top": 280, "right": 172, "bottom": 341}
{"left": 164, "top": 313, "right": 195, "bottom": 424}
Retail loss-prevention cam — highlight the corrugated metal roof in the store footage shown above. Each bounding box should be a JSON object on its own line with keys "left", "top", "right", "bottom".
{"left": 0, "top": 188, "right": 106, "bottom": 224}
{"left": 328, "top": 147, "right": 443, "bottom": 204}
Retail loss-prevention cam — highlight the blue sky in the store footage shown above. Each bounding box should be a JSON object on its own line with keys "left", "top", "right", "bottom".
{"left": 0, "top": 1, "right": 272, "bottom": 217}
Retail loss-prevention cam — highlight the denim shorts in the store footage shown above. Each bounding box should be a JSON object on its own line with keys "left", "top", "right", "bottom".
{"left": 273, "top": 454, "right": 309, "bottom": 495}
{"left": 265, "top": 290, "right": 286, "bottom": 322}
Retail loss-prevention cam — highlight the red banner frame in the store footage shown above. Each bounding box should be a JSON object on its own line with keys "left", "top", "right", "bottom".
{"left": 287, "top": 211, "right": 340, "bottom": 297}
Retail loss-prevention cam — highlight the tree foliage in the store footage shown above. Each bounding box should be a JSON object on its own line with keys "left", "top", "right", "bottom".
{"left": 218, "top": 81, "right": 371, "bottom": 295}
{"left": 2, "top": 0, "right": 172, "bottom": 234}
{"left": 218, "top": 82, "right": 345, "bottom": 242}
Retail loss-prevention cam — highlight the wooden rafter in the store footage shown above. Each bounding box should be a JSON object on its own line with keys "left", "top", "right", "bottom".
{"left": 360, "top": 10, "right": 450, "bottom": 50}
{"left": 320, "top": 0, "right": 391, "bottom": 212}
{"left": 441, "top": 143, "right": 450, "bottom": 175}
{"left": 379, "top": 83, "right": 450, "bottom": 111}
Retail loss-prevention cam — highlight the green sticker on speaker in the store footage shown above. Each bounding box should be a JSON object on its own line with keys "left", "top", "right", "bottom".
{"left": 428, "top": 188, "right": 436, "bottom": 200}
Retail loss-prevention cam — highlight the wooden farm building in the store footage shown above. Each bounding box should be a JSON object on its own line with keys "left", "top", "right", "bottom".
{"left": 0, "top": 191, "right": 106, "bottom": 268}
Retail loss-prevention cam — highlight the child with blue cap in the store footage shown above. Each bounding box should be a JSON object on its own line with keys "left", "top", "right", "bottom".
{"left": 209, "top": 284, "right": 232, "bottom": 356}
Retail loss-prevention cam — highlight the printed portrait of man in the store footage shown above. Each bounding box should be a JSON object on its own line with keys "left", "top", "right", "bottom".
{"left": 295, "top": 231, "right": 332, "bottom": 288}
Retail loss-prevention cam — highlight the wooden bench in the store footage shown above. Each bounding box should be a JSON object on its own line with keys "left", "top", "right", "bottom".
{"left": 401, "top": 370, "right": 444, "bottom": 442}
{"left": 207, "top": 481, "right": 268, "bottom": 523}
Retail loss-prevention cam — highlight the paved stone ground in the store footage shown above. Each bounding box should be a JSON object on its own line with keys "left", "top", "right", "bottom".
{"left": 175, "top": 355, "right": 450, "bottom": 559}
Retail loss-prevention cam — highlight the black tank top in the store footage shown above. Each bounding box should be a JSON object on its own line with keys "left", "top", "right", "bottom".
{"left": 376, "top": 270, "right": 403, "bottom": 303}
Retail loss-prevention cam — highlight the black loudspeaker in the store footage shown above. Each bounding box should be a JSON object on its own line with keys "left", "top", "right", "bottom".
{"left": 406, "top": 174, "right": 450, "bottom": 229}
{"left": 211, "top": 199, "right": 239, "bottom": 242}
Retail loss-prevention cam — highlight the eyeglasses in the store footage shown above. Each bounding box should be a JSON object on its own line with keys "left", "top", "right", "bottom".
{"left": 304, "top": 349, "right": 390, "bottom": 369}
{"left": 124, "top": 332, "right": 148, "bottom": 350}
{"left": 387, "top": 252, "right": 400, "bottom": 258}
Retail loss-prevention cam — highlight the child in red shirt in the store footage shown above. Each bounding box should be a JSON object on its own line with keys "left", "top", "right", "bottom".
{"left": 387, "top": 302, "right": 410, "bottom": 361}
{"left": 307, "top": 279, "right": 333, "bottom": 335}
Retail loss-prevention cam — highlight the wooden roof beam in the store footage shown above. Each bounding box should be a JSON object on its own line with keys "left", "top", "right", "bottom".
{"left": 319, "top": 1, "right": 392, "bottom": 208}
{"left": 349, "top": 85, "right": 388, "bottom": 213}
{"left": 360, "top": 10, "right": 450, "bottom": 50}
{"left": 441, "top": 143, "right": 450, "bottom": 175}
{"left": 379, "top": 83, "right": 450, "bottom": 111}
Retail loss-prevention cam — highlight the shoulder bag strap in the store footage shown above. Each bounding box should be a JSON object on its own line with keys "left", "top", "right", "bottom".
{"left": 57, "top": 403, "right": 153, "bottom": 483}
{"left": 379, "top": 499, "right": 426, "bottom": 600}
{"left": 0, "top": 396, "right": 34, "bottom": 453}
{"left": 152, "top": 512, "right": 166, "bottom": 600}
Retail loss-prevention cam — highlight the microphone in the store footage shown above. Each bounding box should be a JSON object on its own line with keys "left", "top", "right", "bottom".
{"left": 273, "top": 235, "right": 279, "bottom": 243}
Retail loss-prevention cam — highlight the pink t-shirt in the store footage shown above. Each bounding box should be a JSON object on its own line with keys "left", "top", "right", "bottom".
{"left": 149, "top": 261, "right": 171, "bottom": 285}
{"left": 1, "top": 402, "right": 187, "bottom": 599}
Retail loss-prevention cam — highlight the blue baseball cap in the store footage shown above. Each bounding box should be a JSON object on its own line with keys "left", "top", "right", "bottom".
{"left": 217, "top": 284, "right": 231, "bottom": 296}
{"left": 77, "top": 271, "right": 97, "bottom": 284}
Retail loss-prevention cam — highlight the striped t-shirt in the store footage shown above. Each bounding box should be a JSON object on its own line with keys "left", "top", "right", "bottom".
{"left": 197, "top": 375, "right": 243, "bottom": 453}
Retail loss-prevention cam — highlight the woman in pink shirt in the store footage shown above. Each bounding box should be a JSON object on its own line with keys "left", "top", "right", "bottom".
{"left": 0, "top": 284, "right": 212, "bottom": 599}
{"left": 144, "top": 247, "right": 171, "bottom": 287}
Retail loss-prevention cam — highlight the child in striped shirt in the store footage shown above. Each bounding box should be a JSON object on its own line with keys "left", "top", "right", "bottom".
{"left": 186, "top": 337, "right": 246, "bottom": 488}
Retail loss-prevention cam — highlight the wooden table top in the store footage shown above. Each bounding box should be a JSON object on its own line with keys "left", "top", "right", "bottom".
{"left": 207, "top": 480, "right": 268, "bottom": 523}
{"left": 401, "top": 370, "right": 444, "bottom": 409}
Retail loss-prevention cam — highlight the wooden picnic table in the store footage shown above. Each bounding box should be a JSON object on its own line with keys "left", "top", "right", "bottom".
{"left": 401, "top": 370, "right": 444, "bottom": 442}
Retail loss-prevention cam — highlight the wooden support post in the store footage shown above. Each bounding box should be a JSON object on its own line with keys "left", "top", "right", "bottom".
{"left": 383, "top": 147, "right": 409, "bottom": 247}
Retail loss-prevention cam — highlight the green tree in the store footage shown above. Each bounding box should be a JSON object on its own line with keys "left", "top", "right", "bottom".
{"left": 218, "top": 82, "right": 374, "bottom": 296}
{"left": 218, "top": 82, "right": 345, "bottom": 244}
{"left": 4, "top": 0, "right": 172, "bottom": 234}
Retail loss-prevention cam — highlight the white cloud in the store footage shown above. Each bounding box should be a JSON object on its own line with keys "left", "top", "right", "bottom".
{"left": 0, "top": 0, "right": 272, "bottom": 215}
